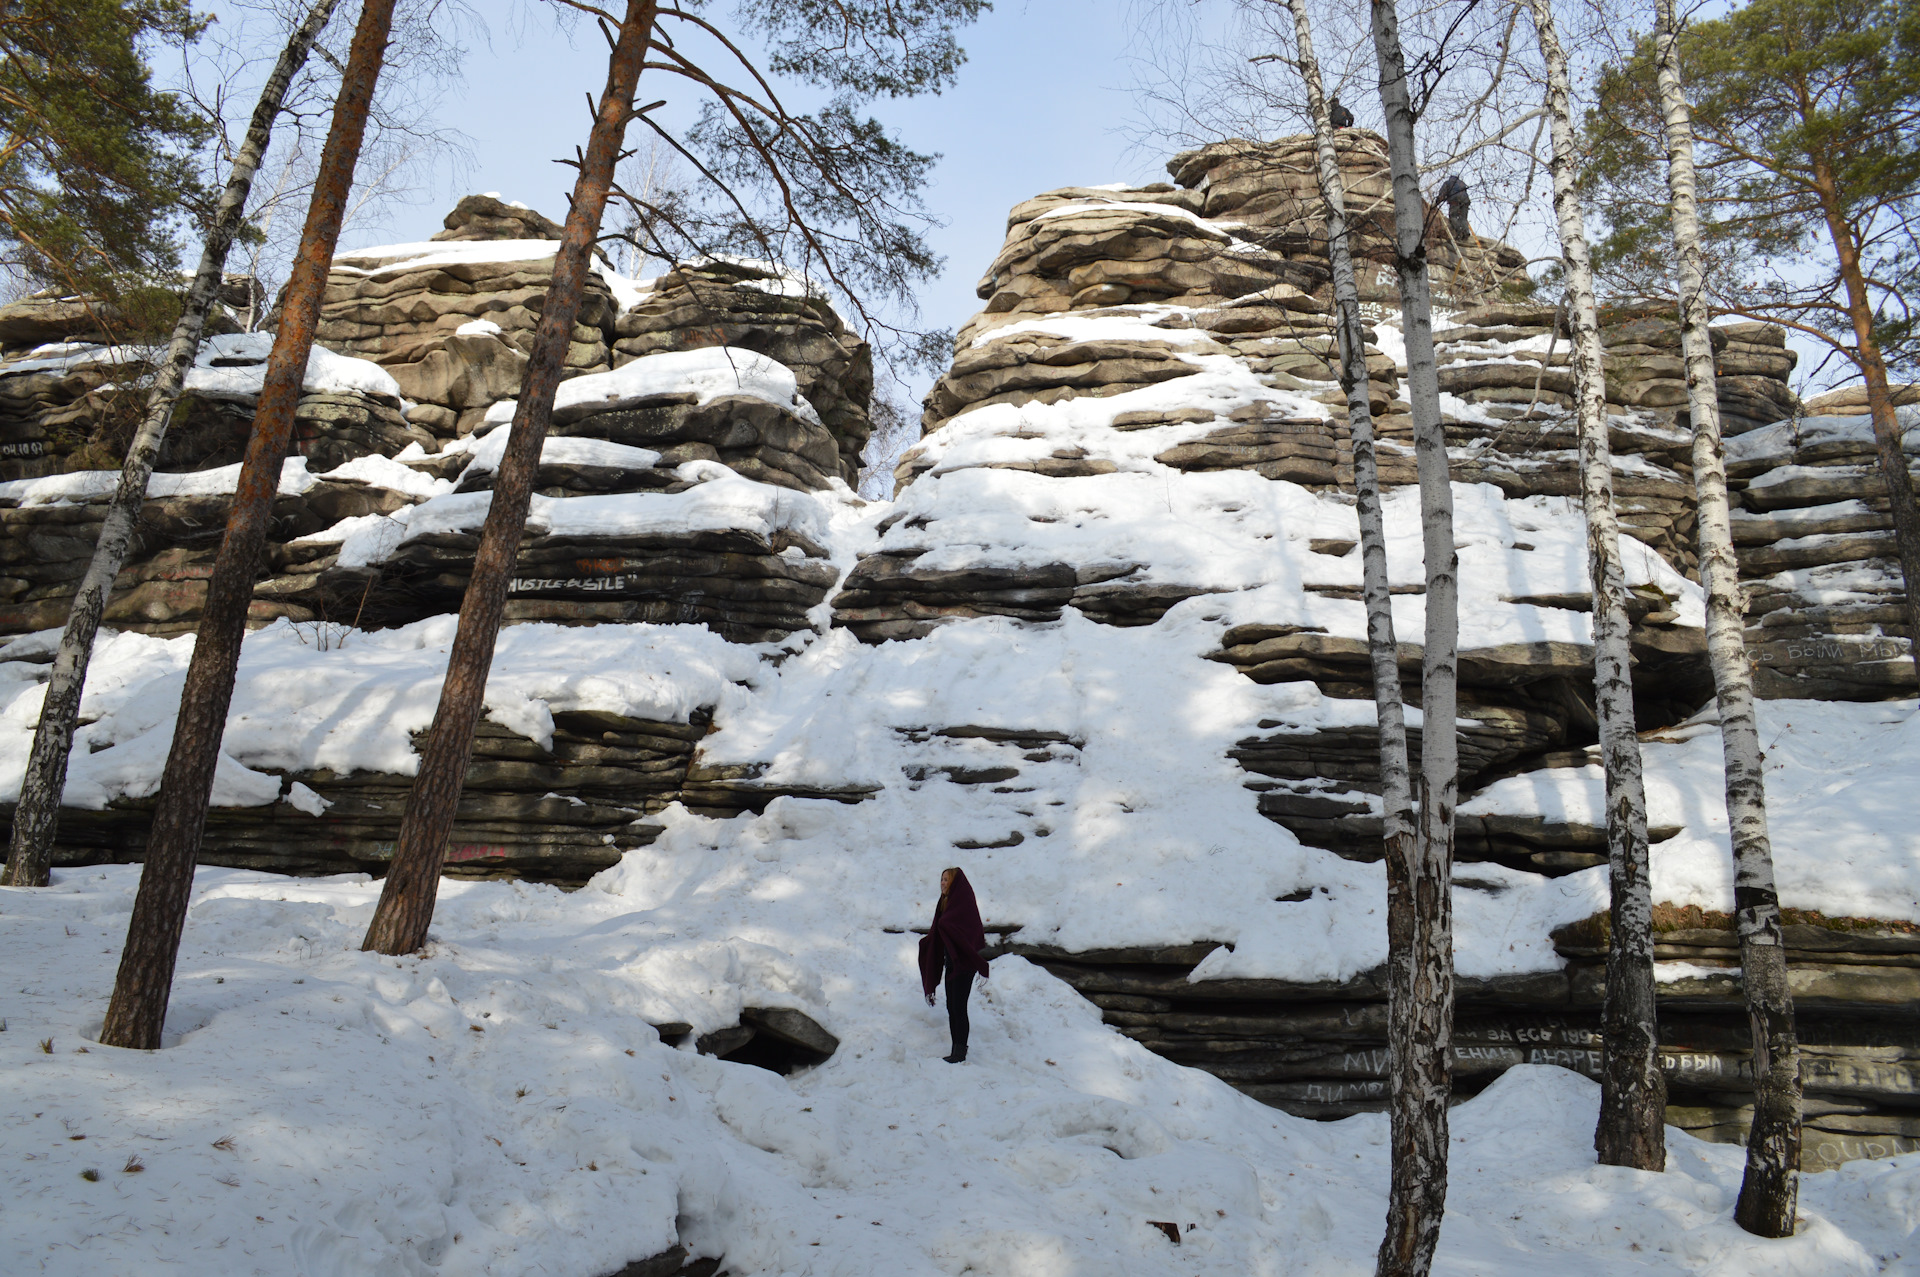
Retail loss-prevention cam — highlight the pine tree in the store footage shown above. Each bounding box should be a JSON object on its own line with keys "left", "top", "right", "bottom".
{"left": 99, "top": 0, "right": 397, "bottom": 1052}
{"left": 0, "top": 0, "right": 212, "bottom": 300}
{"left": 1587, "top": 0, "right": 1920, "bottom": 688}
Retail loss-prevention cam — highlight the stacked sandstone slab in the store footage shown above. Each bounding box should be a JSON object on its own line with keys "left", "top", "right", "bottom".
{"left": 316, "top": 197, "right": 873, "bottom": 486}
{"left": 1433, "top": 303, "right": 1800, "bottom": 572}
{"left": 6, "top": 684, "right": 871, "bottom": 883}
{"left": 868, "top": 140, "right": 1920, "bottom": 1169}
{"left": 1165, "top": 132, "right": 1528, "bottom": 311}
{"left": 612, "top": 259, "right": 873, "bottom": 482}
{"left": 317, "top": 195, "right": 611, "bottom": 440}
{"left": 1212, "top": 617, "right": 1709, "bottom": 876}
{"left": 0, "top": 279, "right": 266, "bottom": 481}
{"left": 997, "top": 915, "right": 1920, "bottom": 1169}
{"left": 0, "top": 334, "right": 430, "bottom": 638}
{"left": 0, "top": 197, "right": 880, "bottom": 878}
{"left": 1728, "top": 404, "right": 1919, "bottom": 698}
{"left": 0, "top": 196, "right": 878, "bottom": 645}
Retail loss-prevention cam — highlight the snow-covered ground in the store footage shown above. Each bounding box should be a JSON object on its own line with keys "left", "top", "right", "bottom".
{"left": 2, "top": 604, "right": 1917, "bottom": 1272}
{"left": 5, "top": 838, "right": 1918, "bottom": 1276}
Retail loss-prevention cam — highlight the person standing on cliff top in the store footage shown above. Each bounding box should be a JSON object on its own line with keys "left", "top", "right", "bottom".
{"left": 919, "top": 867, "right": 991, "bottom": 1063}
{"left": 1438, "top": 173, "right": 1471, "bottom": 241}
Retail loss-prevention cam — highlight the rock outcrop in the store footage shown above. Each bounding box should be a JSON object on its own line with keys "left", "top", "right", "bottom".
{"left": 1729, "top": 411, "right": 1919, "bottom": 698}
{"left": 612, "top": 259, "right": 873, "bottom": 481}
{"left": 0, "top": 280, "right": 263, "bottom": 481}
{"left": 20, "top": 694, "right": 873, "bottom": 884}
{"left": 1434, "top": 304, "right": 1800, "bottom": 572}
{"left": 0, "top": 197, "right": 877, "bottom": 648}
{"left": 1164, "top": 133, "right": 1528, "bottom": 311}
{"left": 0, "top": 166, "right": 1913, "bottom": 1179}
{"left": 998, "top": 908, "right": 1920, "bottom": 1171}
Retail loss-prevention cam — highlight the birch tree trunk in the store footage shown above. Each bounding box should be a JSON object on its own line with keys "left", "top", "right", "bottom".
{"left": 360, "top": 0, "right": 660, "bottom": 956}
{"left": 1519, "top": 0, "right": 1666, "bottom": 1172}
{"left": 1278, "top": 0, "right": 1415, "bottom": 883}
{"left": 1369, "top": 1, "right": 1459, "bottom": 1271}
{"left": 99, "top": 0, "right": 397, "bottom": 1052}
{"left": 1654, "top": 0, "right": 1802, "bottom": 1236}
{"left": 1, "top": 0, "right": 341, "bottom": 891}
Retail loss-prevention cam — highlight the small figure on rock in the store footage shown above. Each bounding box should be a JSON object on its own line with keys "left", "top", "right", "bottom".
{"left": 919, "top": 866, "right": 991, "bottom": 1063}
{"left": 1328, "top": 97, "right": 1355, "bottom": 130}
{"left": 1438, "top": 173, "right": 1471, "bottom": 241}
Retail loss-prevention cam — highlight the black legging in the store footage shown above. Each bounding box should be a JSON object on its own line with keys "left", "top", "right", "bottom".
{"left": 945, "top": 967, "right": 975, "bottom": 1058}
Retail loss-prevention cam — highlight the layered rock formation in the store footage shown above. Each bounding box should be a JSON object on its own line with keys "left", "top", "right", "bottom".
{"left": 1434, "top": 304, "right": 1800, "bottom": 572}
{"left": 0, "top": 280, "right": 264, "bottom": 481}
{"left": 1729, "top": 411, "right": 1919, "bottom": 699}
{"left": 612, "top": 259, "right": 873, "bottom": 480}
{"left": 0, "top": 197, "right": 877, "bottom": 648}
{"left": 0, "top": 162, "right": 1913, "bottom": 1178}
{"left": 23, "top": 696, "right": 865, "bottom": 884}
{"left": 999, "top": 909, "right": 1920, "bottom": 1170}
{"left": 849, "top": 144, "right": 1914, "bottom": 1168}
{"left": 1164, "top": 133, "right": 1528, "bottom": 311}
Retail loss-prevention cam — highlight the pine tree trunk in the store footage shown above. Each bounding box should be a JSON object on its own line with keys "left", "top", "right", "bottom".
{"left": 1654, "top": 0, "right": 1802, "bottom": 1236}
{"left": 1279, "top": 0, "right": 1416, "bottom": 871}
{"left": 1520, "top": 0, "right": 1666, "bottom": 1172}
{"left": 1809, "top": 178, "right": 1920, "bottom": 688}
{"left": 360, "top": 0, "right": 660, "bottom": 956}
{"left": 97, "top": 0, "right": 396, "bottom": 1053}
{"left": 1369, "top": 2, "right": 1458, "bottom": 1272}
{"left": 0, "top": 0, "right": 341, "bottom": 891}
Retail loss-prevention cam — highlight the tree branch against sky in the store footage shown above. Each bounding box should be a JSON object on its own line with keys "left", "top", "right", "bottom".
{"left": 167, "top": 0, "right": 480, "bottom": 319}
{"left": 0, "top": 0, "right": 212, "bottom": 309}
{"left": 1125, "top": 0, "right": 1561, "bottom": 278}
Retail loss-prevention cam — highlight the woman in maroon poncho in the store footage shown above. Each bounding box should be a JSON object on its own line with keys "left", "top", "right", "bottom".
{"left": 919, "top": 867, "right": 991, "bottom": 1063}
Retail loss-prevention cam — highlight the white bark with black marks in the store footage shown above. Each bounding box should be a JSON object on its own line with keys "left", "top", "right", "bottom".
{"left": 1519, "top": 0, "right": 1666, "bottom": 1172}
{"left": 1278, "top": 0, "right": 1415, "bottom": 869}
{"left": 1654, "top": 0, "right": 1801, "bottom": 1237}
{"left": 1369, "top": 1, "right": 1458, "bottom": 1272}
{"left": 2, "top": 0, "right": 342, "bottom": 889}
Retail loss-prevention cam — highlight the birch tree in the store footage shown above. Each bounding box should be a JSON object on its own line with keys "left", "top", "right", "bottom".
{"left": 99, "top": 0, "right": 397, "bottom": 1052}
{"left": 1517, "top": 0, "right": 1665, "bottom": 1171}
{"left": 1275, "top": 0, "right": 1416, "bottom": 969}
{"left": 361, "top": 0, "right": 988, "bottom": 955}
{"left": 1, "top": 0, "right": 341, "bottom": 891}
{"left": 1654, "top": 0, "right": 1803, "bottom": 1236}
{"left": 1369, "top": 0, "right": 1461, "bottom": 1270}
